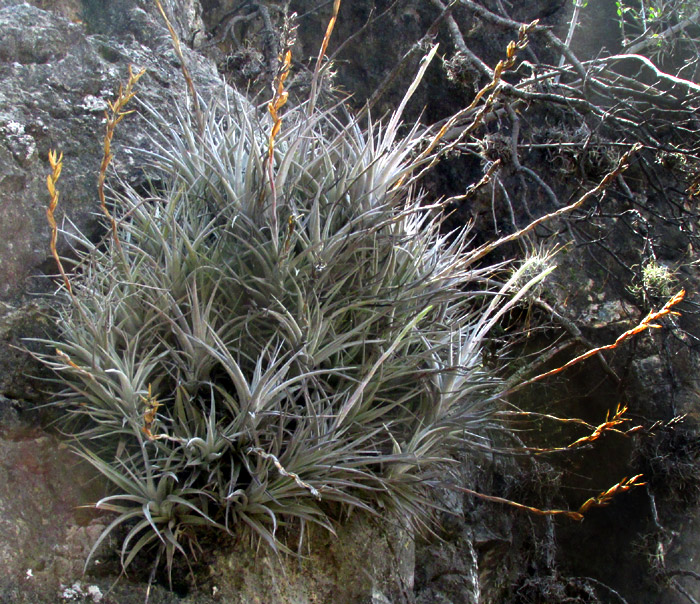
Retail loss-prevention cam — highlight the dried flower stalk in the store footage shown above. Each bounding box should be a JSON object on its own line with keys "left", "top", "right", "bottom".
{"left": 266, "top": 46, "right": 293, "bottom": 241}
{"left": 566, "top": 404, "right": 633, "bottom": 449}
{"left": 454, "top": 484, "right": 585, "bottom": 521}
{"left": 421, "top": 20, "right": 539, "bottom": 161}
{"left": 508, "top": 404, "right": 643, "bottom": 454}
{"left": 454, "top": 472, "right": 646, "bottom": 522}
{"left": 307, "top": 0, "right": 341, "bottom": 117}
{"left": 578, "top": 475, "right": 646, "bottom": 514}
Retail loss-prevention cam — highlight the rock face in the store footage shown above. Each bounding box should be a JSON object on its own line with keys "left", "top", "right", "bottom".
{"left": 0, "top": 0, "right": 219, "bottom": 305}
{"left": 0, "top": 419, "right": 106, "bottom": 604}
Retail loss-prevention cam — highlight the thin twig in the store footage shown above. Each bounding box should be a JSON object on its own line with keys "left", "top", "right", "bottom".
{"left": 432, "top": 0, "right": 492, "bottom": 78}
{"left": 558, "top": 0, "right": 584, "bottom": 71}
{"left": 155, "top": 0, "right": 204, "bottom": 133}
{"left": 625, "top": 9, "right": 700, "bottom": 54}
{"left": 464, "top": 143, "right": 642, "bottom": 265}
{"left": 593, "top": 54, "right": 700, "bottom": 93}
{"left": 505, "top": 103, "right": 562, "bottom": 207}
{"left": 327, "top": 0, "right": 403, "bottom": 64}
{"left": 673, "top": 579, "right": 700, "bottom": 604}
{"left": 532, "top": 297, "right": 620, "bottom": 380}
{"left": 457, "top": 0, "right": 588, "bottom": 80}
{"left": 668, "top": 570, "right": 700, "bottom": 582}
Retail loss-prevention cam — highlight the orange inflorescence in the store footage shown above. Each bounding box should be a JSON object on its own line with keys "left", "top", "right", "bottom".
{"left": 315, "top": 0, "right": 341, "bottom": 76}
{"left": 46, "top": 149, "right": 73, "bottom": 295}
{"left": 577, "top": 474, "right": 646, "bottom": 515}
{"left": 265, "top": 42, "right": 294, "bottom": 240}
{"left": 566, "top": 403, "right": 632, "bottom": 449}
{"left": 456, "top": 472, "right": 646, "bottom": 523}
{"left": 517, "top": 289, "right": 686, "bottom": 390}
{"left": 140, "top": 383, "right": 162, "bottom": 441}
{"left": 267, "top": 49, "right": 292, "bottom": 165}
{"left": 421, "top": 20, "right": 538, "bottom": 161}
{"left": 99, "top": 65, "right": 146, "bottom": 247}
{"left": 511, "top": 404, "right": 644, "bottom": 455}
{"left": 55, "top": 349, "right": 96, "bottom": 383}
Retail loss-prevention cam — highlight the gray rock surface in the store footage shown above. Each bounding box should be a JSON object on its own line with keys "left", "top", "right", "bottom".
{"left": 0, "top": 1, "right": 220, "bottom": 305}
{"left": 0, "top": 427, "right": 106, "bottom": 603}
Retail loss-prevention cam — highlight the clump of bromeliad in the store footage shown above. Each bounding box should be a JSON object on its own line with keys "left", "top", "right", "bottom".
{"left": 38, "top": 1, "right": 671, "bottom": 583}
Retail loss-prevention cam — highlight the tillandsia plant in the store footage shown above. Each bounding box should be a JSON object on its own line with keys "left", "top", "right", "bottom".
{"left": 36, "top": 15, "right": 560, "bottom": 582}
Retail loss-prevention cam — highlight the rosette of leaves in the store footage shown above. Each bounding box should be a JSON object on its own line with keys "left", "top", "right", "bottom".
{"left": 38, "top": 62, "right": 549, "bottom": 578}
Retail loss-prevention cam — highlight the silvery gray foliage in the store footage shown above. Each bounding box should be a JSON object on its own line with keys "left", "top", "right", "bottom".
{"left": 38, "top": 51, "right": 549, "bottom": 578}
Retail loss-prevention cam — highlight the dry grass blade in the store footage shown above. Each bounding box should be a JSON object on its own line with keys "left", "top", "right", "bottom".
{"left": 248, "top": 447, "right": 321, "bottom": 499}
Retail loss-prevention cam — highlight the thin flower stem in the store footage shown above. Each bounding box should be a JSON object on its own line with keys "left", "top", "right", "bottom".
{"left": 503, "top": 289, "right": 685, "bottom": 397}
{"left": 99, "top": 65, "right": 146, "bottom": 253}
{"left": 155, "top": 0, "right": 203, "bottom": 133}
